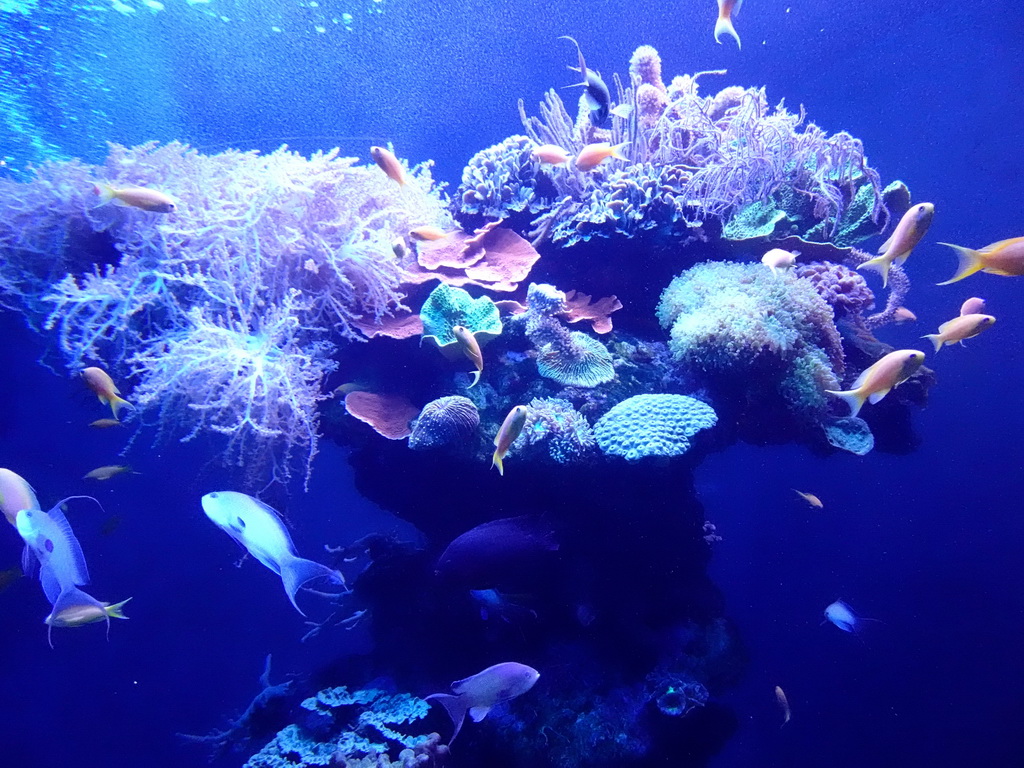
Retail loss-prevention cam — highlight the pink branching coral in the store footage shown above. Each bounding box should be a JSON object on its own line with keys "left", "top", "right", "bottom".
{"left": 0, "top": 141, "right": 452, "bottom": 484}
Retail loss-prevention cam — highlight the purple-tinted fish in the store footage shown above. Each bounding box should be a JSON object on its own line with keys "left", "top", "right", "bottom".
{"left": 436, "top": 515, "right": 558, "bottom": 589}
{"left": 426, "top": 662, "right": 540, "bottom": 744}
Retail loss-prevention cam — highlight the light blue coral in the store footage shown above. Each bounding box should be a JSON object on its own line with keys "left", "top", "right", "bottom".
{"left": 457, "top": 135, "right": 541, "bottom": 219}
{"left": 513, "top": 397, "right": 596, "bottom": 464}
{"left": 419, "top": 282, "right": 502, "bottom": 350}
{"left": 593, "top": 394, "right": 717, "bottom": 460}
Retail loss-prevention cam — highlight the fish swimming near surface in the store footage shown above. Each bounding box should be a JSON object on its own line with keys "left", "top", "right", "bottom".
{"left": 775, "top": 685, "right": 791, "bottom": 726}
{"left": 426, "top": 662, "right": 540, "bottom": 744}
{"left": 0, "top": 467, "right": 40, "bottom": 527}
{"left": 83, "top": 465, "right": 135, "bottom": 481}
{"left": 714, "top": 0, "right": 743, "bottom": 49}
{"left": 81, "top": 366, "right": 134, "bottom": 419}
{"left": 558, "top": 35, "right": 610, "bottom": 127}
{"left": 369, "top": 145, "right": 406, "bottom": 186}
{"left": 793, "top": 490, "right": 823, "bottom": 509}
{"left": 822, "top": 599, "right": 879, "bottom": 634}
{"left": 960, "top": 297, "right": 986, "bottom": 316}
{"left": 937, "top": 236, "right": 1024, "bottom": 285}
{"left": 201, "top": 491, "right": 346, "bottom": 615}
{"left": 532, "top": 144, "right": 572, "bottom": 165}
{"left": 452, "top": 325, "right": 484, "bottom": 388}
{"left": 825, "top": 349, "right": 925, "bottom": 418}
{"left": 93, "top": 183, "right": 176, "bottom": 213}
{"left": 922, "top": 313, "right": 996, "bottom": 352}
{"left": 574, "top": 141, "right": 629, "bottom": 172}
{"left": 858, "top": 202, "right": 935, "bottom": 287}
{"left": 761, "top": 248, "right": 799, "bottom": 276}
{"left": 492, "top": 405, "right": 529, "bottom": 475}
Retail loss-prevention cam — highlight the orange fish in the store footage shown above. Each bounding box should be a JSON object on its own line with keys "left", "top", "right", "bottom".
{"left": 714, "top": 0, "right": 743, "bottom": 49}
{"left": 922, "top": 313, "right": 995, "bottom": 352}
{"left": 574, "top": 142, "right": 628, "bottom": 172}
{"left": 893, "top": 307, "right": 917, "bottom": 323}
{"left": 452, "top": 325, "right": 484, "bottom": 388}
{"left": 81, "top": 366, "right": 133, "bottom": 419}
{"left": 858, "top": 202, "right": 934, "bottom": 287}
{"left": 492, "top": 405, "right": 529, "bottom": 476}
{"left": 937, "top": 237, "right": 1024, "bottom": 285}
{"left": 94, "top": 183, "right": 175, "bottom": 213}
{"left": 409, "top": 226, "right": 449, "bottom": 241}
{"left": 532, "top": 144, "right": 572, "bottom": 165}
{"left": 370, "top": 145, "right": 407, "bottom": 186}
{"left": 793, "top": 490, "right": 823, "bottom": 509}
{"left": 825, "top": 349, "right": 925, "bottom": 418}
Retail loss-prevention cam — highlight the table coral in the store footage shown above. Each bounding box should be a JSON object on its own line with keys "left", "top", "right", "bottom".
{"left": 593, "top": 394, "right": 717, "bottom": 461}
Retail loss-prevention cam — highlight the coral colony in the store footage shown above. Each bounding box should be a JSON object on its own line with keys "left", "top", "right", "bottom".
{"left": 1, "top": 45, "right": 933, "bottom": 765}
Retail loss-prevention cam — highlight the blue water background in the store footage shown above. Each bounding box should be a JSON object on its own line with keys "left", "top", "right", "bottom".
{"left": 1, "top": 1, "right": 1023, "bottom": 765}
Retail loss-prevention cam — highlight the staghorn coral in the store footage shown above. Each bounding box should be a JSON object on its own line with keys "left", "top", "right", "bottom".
{"left": 408, "top": 396, "right": 480, "bottom": 450}
{"left": 0, "top": 141, "right": 452, "bottom": 484}
{"left": 657, "top": 261, "right": 843, "bottom": 425}
{"left": 593, "top": 394, "right": 717, "bottom": 461}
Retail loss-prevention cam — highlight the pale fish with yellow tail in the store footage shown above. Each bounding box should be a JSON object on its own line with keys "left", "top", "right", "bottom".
{"left": 409, "top": 226, "right": 449, "bottom": 241}
{"left": 492, "top": 405, "right": 529, "bottom": 476}
{"left": 922, "top": 313, "right": 995, "bottom": 352}
{"left": 452, "top": 325, "right": 484, "bottom": 388}
{"left": 857, "top": 202, "right": 934, "bottom": 287}
{"left": 793, "top": 490, "right": 823, "bottom": 509}
{"left": 937, "top": 236, "right": 1024, "bottom": 285}
{"left": 81, "top": 366, "right": 134, "bottom": 419}
{"left": 370, "top": 145, "right": 407, "bottom": 186}
{"left": 532, "top": 144, "right": 572, "bottom": 165}
{"left": 825, "top": 349, "right": 925, "bottom": 418}
{"left": 574, "top": 142, "right": 629, "bottom": 172}
{"left": 714, "top": 0, "right": 743, "bottom": 49}
{"left": 46, "top": 596, "right": 131, "bottom": 629}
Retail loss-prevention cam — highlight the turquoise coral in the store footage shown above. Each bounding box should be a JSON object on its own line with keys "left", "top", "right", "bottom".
{"left": 419, "top": 282, "right": 502, "bottom": 351}
{"left": 593, "top": 394, "right": 717, "bottom": 461}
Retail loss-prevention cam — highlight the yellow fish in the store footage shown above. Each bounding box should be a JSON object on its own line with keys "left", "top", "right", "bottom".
{"left": 937, "top": 236, "right": 1024, "bottom": 285}
{"left": 793, "top": 490, "right": 823, "bottom": 509}
{"left": 94, "top": 183, "right": 175, "bottom": 213}
{"left": 452, "top": 325, "right": 484, "bottom": 388}
{"left": 492, "top": 406, "right": 529, "bottom": 476}
{"left": 81, "top": 366, "right": 133, "bottom": 419}
{"left": 922, "top": 313, "right": 995, "bottom": 352}
{"left": 83, "top": 465, "right": 135, "bottom": 481}
{"left": 858, "top": 202, "right": 934, "bottom": 287}
{"left": 825, "top": 349, "right": 925, "bottom": 418}
{"left": 369, "top": 145, "right": 407, "bottom": 186}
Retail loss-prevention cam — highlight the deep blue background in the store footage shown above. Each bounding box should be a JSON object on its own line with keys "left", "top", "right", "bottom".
{"left": 2, "top": 0, "right": 1024, "bottom": 766}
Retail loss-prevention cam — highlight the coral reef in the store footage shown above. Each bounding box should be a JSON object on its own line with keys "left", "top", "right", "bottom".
{"left": 419, "top": 283, "right": 502, "bottom": 351}
{"left": 593, "top": 394, "right": 718, "bottom": 461}
{"left": 408, "top": 396, "right": 480, "bottom": 450}
{"left": 511, "top": 397, "right": 597, "bottom": 464}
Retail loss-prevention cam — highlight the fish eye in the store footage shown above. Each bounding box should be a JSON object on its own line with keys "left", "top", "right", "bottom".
{"left": 208, "top": 492, "right": 218, "bottom": 499}
{"left": 236, "top": 516, "right": 246, "bottom": 529}
{"left": 44, "top": 539, "right": 54, "bottom": 553}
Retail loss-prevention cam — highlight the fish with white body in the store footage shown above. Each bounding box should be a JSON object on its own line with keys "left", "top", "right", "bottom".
{"left": 426, "top": 662, "right": 540, "bottom": 744}
{"left": 822, "top": 599, "right": 879, "bottom": 634}
{"left": 201, "top": 491, "right": 345, "bottom": 615}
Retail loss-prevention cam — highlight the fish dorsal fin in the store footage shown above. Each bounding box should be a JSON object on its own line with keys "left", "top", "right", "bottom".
{"left": 850, "top": 366, "right": 873, "bottom": 391}
{"left": 45, "top": 499, "right": 91, "bottom": 586}
{"left": 451, "top": 675, "right": 473, "bottom": 694}
{"left": 469, "top": 705, "right": 492, "bottom": 722}
{"left": 979, "top": 236, "right": 1024, "bottom": 253}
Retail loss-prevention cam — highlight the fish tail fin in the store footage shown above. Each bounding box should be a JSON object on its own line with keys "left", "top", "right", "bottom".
{"left": 714, "top": 15, "right": 741, "bottom": 49}
{"left": 280, "top": 556, "right": 345, "bottom": 617}
{"left": 824, "top": 388, "right": 867, "bottom": 418}
{"left": 856, "top": 255, "right": 892, "bottom": 288}
{"left": 105, "top": 597, "right": 132, "bottom": 620}
{"left": 491, "top": 450, "right": 505, "bottom": 476}
{"left": 93, "top": 183, "right": 116, "bottom": 204}
{"left": 937, "top": 242, "right": 986, "bottom": 285}
{"left": 922, "top": 334, "right": 944, "bottom": 353}
{"left": 425, "top": 693, "right": 468, "bottom": 745}
{"left": 611, "top": 141, "right": 631, "bottom": 161}
{"left": 468, "top": 370, "right": 481, "bottom": 389}
{"left": 108, "top": 394, "right": 134, "bottom": 419}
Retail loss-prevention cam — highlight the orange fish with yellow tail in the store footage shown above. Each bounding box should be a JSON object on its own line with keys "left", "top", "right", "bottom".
{"left": 825, "top": 349, "right": 925, "bottom": 418}
{"left": 714, "top": 0, "right": 743, "bottom": 49}
{"left": 452, "top": 325, "right": 484, "bottom": 388}
{"left": 81, "top": 366, "right": 133, "bottom": 419}
{"left": 492, "top": 405, "right": 529, "bottom": 476}
{"left": 937, "top": 237, "right": 1024, "bottom": 285}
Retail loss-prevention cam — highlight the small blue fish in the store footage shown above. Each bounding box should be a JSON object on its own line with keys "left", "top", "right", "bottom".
{"left": 202, "top": 491, "right": 345, "bottom": 615}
